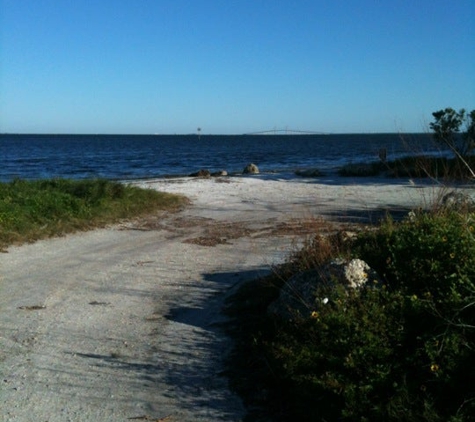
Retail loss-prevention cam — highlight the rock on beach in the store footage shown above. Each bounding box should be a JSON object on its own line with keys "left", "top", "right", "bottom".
{"left": 243, "top": 163, "right": 259, "bottom": 174}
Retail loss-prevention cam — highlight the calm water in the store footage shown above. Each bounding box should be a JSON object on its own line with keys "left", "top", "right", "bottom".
{"left": 0, "top": 133, "right": 439, "bottom": 182}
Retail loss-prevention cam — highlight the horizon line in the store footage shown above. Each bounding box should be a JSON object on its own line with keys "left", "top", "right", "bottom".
{"left": 1, "top": 131, "right": 428, "bottom": 136}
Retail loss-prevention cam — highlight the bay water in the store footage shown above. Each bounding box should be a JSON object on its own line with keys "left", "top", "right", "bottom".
{"left": 0, "top": 133, "right": 440, "bottom": 182}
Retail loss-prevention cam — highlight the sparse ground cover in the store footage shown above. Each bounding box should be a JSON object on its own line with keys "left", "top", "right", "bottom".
{"left": 0, "top": 178, "right": 188, "bottom": 249}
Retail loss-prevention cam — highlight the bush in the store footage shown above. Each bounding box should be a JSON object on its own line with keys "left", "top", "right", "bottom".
{"left": 357, "top": 211, "right": 475, "bottom": 292}
{"left": 228, "top": 210, "right": 475, "bottom": 421}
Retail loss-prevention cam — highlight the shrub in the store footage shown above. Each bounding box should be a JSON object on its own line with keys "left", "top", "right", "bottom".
{"left": 355, "top": 210, "right": 475, "bottom": 303}
{"left": 385, "top": 155, "right": 475, "bottom": 180}
{"left": 228, "top": 210, "right": 475, "bottom": 421}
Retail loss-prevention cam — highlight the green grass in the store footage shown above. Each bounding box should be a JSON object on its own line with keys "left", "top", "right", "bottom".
{"left": 0, "top": 178, "right": 188, "bottom": 248}
{"left": 225, "top": 210, "right": 475, "bottom": 421}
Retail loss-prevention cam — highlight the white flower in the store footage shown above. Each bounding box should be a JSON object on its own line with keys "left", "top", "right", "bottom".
{"left": 322, "top": 297, "right": 329, "bottom": 305}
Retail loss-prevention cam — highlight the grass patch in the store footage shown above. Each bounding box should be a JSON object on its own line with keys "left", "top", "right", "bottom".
{"left": 0, "top": 178, "right": 188, "bottom": 248}
{"left": 225, "top": 209, "right": 475, "bottom": 421}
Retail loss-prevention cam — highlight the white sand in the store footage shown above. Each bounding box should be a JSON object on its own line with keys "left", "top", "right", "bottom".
{"left": 0, "top": 174, "right": 471, "bottom": 421}
{"left": 133, "top": 173, "right": 449, "bottom": 224}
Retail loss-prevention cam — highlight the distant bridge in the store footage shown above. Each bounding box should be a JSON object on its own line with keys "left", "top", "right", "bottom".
{"left": 244, "top": 128, "right": 331, "bottom": 135}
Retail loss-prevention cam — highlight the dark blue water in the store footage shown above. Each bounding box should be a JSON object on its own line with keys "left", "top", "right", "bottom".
{"left": 0, "top": 133, "right": 441, "bottom": 182}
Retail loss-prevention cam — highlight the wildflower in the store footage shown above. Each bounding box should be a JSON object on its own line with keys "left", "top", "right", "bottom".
{"left": 430, "top": 364, "right": 439, "bottom": 372}
{"left": 450, "top": 252, "right": 455, "bottom": 259}
{"left": 322, "top": 297, "right": 329, "bottom": 305}
{"left": 311, "top": 311, "right": 319, "bottom": 319}
{"left": 442, "top": 236, "right": 448, "bottom": 242}
{"left": 411, "top": 294, "right": 418, "bottom": 301}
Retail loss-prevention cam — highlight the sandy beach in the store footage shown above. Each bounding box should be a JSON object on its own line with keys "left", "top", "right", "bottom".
{"left": 1, "top": 174, "right": 471, "bottom": 421}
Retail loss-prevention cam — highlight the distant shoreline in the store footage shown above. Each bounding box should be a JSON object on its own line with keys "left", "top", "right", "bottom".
{"left": 1, "top": 131, "right": 428, "bottom": 137}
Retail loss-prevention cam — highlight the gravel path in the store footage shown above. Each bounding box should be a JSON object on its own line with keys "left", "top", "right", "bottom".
{"left": 1, "top": 218, "right": 291, "bottom": 421}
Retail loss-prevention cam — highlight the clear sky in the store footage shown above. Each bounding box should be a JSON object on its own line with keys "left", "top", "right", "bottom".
{"left": 1, "top": 0, "right": 474, "bottom": 134}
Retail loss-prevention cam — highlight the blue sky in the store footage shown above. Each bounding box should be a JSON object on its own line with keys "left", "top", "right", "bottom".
{"left": 1, "top": 0, "right": 474, "bottom": 134}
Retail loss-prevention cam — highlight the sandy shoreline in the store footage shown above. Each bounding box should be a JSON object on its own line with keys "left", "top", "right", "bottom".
{"left": 1, "top": 175, "right": 472, "bottom": 421}
{"left": 132, "top": 173, "right": 457, "bottom": 224}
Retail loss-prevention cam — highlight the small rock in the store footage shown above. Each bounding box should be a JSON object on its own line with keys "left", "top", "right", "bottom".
{"left": 334, "top": 258, "right": 377, "bottom": 289}
{"left": 243, "top": 163, "right": 259, "bottom": 174}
